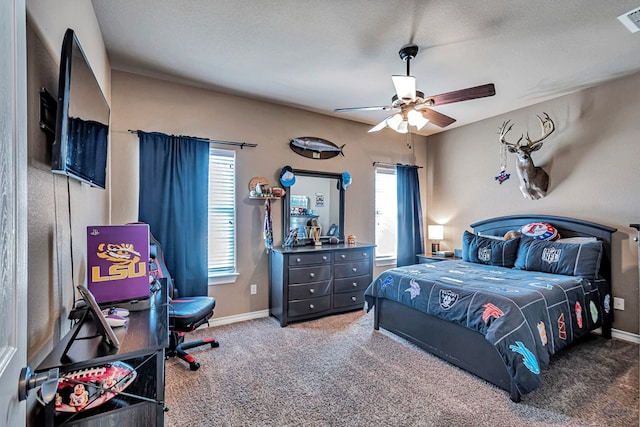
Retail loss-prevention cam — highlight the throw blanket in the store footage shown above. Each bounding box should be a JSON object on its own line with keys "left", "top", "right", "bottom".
{"left": 364, "top": 260, "right": 610, "bottom": 394}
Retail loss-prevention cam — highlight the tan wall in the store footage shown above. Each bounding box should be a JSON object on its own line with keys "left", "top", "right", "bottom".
{"left": 426, "top": 71, "right": 640, "bottom": 334}
{"left": 110, "top": 70, "right": 427, "bottom": 318}
{"left": 25, "top": 0, "right": 111, "bottom": 368}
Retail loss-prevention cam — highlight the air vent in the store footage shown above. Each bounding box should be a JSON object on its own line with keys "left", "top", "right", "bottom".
{"left": 618, "top": 6, "right": 640, "bottom": 33}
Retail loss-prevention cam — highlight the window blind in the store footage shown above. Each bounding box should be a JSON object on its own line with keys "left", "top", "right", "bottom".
{"left": 375, "top": 166, "right": 397, "bottom": 260}
{"left": 208, "top": 147, "right": 236, "bottom": 276}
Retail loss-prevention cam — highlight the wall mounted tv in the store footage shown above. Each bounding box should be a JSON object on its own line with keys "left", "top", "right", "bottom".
{"left": 51, "top": 28, "right": 110, "bottom": 189}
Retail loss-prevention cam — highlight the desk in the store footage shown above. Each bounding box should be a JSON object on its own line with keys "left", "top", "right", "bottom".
{"left": 35, "top": 280, "right": 169, "bottom": 426}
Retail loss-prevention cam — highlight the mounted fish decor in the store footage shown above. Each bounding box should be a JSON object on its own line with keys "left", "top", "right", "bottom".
{"left": 289, "top": 136, "right": 345, "bottom": 159}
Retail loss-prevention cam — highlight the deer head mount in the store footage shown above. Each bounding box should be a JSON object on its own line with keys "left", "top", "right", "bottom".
{"left": 498, "top": 113, "right": 555, "bottom": 200}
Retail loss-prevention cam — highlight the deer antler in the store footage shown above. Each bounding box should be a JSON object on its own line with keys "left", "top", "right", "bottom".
{"left": 498, "top": 120, "right": 523, "bottom": 149}
{"left": 524, "top": 112, "right": 555, "bottom": 147}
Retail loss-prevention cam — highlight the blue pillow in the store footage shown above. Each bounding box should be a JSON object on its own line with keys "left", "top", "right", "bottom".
{"left": 514, "top": 236, "right": 603, "bottom": 279}
{"left": 462, "top": 231, "right": 520, "bottom": 267}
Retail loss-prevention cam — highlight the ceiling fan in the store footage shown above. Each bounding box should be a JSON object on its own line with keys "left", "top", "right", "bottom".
{"left": 334, "top": 44, "right": 496, "bottom": 133}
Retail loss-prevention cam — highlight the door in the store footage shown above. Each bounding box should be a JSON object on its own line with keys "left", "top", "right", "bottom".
{"left": 0, "top": 0, "right": 28, "bottom": 425}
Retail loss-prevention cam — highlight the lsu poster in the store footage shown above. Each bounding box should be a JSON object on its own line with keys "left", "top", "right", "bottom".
{"left": 87, "top": 224, "right": 150, "bottom": 303}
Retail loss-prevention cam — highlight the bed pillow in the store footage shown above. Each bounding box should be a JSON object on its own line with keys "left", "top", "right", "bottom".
{"left": 514, "top": 236, "right": 603, "bottom": 279}
{"left": 462, "top": 231, "right": 520, "bottom": 267}
{"left": 519, "top": 222, "right": 560, "bottom": 240}
{"left": 556, "top": 236, "right": 597, "bottom": 244}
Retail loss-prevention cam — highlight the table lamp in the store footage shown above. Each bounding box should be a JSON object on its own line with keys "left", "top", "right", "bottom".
{"left": 428, "top": 224, "right": 444, "bottom": 253}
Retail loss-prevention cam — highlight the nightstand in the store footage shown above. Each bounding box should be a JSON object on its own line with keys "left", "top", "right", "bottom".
{"left": 417, "top": 253, "right": 457, "bottom": 264}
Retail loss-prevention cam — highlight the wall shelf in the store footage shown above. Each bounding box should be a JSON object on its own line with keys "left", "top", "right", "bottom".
{"left": 249, "top": 194, "right": 281, "bottom": 200}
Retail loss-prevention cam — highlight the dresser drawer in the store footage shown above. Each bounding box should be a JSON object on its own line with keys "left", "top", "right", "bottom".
{"left": 334, "top": 260, "right": 370, "bottom": 279}
{"left": 334, "top": 250, "right": 371, "bottom": 262}
{"left": 333, "top": 292, "right": 365, "bottom": 308}
{"left": 288, "top": 252, "right": 331, "bottom": 266}
{"left": 288, "top": 281, "right": 331, "bottom": 301}
{"left": 289, "top": 264, "right": 331, "bottom": 284}
{"left": 288, "top": 295, "right": 331, "bottom": 317}
{"left": 334, "top": 275, "right": 371, "bottom": 293}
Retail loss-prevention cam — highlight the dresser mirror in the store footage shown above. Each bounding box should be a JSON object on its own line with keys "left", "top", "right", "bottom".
{"left": 282, "top": 169, "right": 345, "bottom": 244}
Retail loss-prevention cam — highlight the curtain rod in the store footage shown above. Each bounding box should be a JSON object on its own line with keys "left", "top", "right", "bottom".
{"left": 372, "top": 161, "right": 423, "bottom": 169}
{"left": 127, "top": 129, "right": 257, "bottom": 149}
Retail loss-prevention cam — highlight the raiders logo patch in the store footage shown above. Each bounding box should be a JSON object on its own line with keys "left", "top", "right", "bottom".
{"left": 439, "top": 289, "right": 459, "bottom": 310}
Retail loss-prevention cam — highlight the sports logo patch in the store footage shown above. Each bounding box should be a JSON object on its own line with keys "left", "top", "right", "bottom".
{"left": 541, "top": 247, "right": 562, "bottom": 264}
{"left": 604, "top": 294, "right": 611, "bottom": 313}
{"left": 439, "top": 289, "right": 459, "bottom": 310}
{"left": 509, "top": 341, "right": 540, "bottom": 374}
{"left": 558, "top": 313, "right": 567, "bottom": 340}
{"left": 380, "top": 276, "right": 393, "bottom": 290}
{"left": 405, "top": 279, "right": 420, "bottom": 299}
{"left": 589, "top": 301, "right": 598, "bottom": 323}
{"left": 478, "top": 246, "right": 492, "bottom": 262}
{"left": 575, "top": 301, "right": 583, "bottom": 328}
{"left": 537, "top": 321, "right": 547, "bottom": 346}
{"left": 481, "top": 303, "right": 504, "bottom": 323}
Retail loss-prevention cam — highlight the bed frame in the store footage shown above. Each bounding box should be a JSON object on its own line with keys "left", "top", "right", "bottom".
{"left": 372, "top": 214, "right": 617, "bottom": 402}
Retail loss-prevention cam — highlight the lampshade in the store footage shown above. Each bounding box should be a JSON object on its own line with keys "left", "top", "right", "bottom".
{"left": 407, "top": 109, "right": 430, "bottom": 130}
{"left": 428, "top": 224, "right": 444, "bottom": 241}
{"left": 391, "top": 75, "right": 416, "bottom": 101}
{"left": 387, "top": 113, "right": 403, "bottom": 129}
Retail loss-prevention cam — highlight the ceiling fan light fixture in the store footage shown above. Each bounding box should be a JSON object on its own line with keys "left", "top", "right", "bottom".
{"left": 387, "top": 113, "right": 404, "bottom": 131}
{"left": 392, "top": 75, "right": 416, "bottom": 101}
{"left": 407, "top": 109, "right": 429, "bottom": 130}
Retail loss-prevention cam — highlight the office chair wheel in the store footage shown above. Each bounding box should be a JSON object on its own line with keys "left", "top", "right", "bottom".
{"left": 189, "top": 361, "right": 200, "bottom": 371}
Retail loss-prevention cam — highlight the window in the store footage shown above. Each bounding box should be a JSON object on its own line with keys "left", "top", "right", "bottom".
{"left": 208, "top": 147, "right": 238, "bottom": 284}
{"left": 375, "top": 166, "right": 397, "bottom": 265}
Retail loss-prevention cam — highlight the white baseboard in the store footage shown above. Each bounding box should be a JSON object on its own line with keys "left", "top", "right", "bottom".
{"left": 593, "top": 327, "right": 640, "bottom": 344}
{"left": 611, "top": 328, "right": 640, "bottom": 344}
{"left": 201, "top": 309, "right": 270, "bottom": 329}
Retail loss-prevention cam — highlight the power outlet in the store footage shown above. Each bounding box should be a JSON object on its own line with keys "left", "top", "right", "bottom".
{"left": 250, "top": 284, "right": 257, "bottom": 295}
{"left": 613, "top": 297, "right": 625, "bottom": 310}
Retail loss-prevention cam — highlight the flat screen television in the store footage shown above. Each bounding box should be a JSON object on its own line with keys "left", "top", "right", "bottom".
{"left": 51, "top": 28, "right": 110, "bottom": 189}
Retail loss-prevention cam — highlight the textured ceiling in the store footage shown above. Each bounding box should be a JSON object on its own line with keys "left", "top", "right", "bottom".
{"left": 91, "top": 0, "right": 640, "bottom": 136}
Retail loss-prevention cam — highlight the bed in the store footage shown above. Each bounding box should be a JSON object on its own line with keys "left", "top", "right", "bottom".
{"left": 364, "top": 214, "right": 617, "bottom": 402}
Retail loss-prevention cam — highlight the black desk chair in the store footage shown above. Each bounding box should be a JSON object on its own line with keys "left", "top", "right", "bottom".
{"left": 149, "top": 234, "right": 219, "bottom": 371}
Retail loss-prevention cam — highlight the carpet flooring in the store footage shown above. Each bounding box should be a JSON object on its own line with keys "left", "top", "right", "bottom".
{"left": 165, "top": 311, "right": 639, "bottom": 427}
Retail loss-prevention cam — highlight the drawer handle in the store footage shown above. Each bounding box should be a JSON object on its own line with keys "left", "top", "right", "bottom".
{"left": 351, "top": 296, "right": 357, "bottom": 302}
{"left": 309, "top": 288, "right": 315, "bottom": 294}
{"left": 341, "top": 254, "right": 346, "bottom": 259}
{"left": 296, "top": 258, "right": 301, "bottom": 263}
{"left": 310, "top": 272, "right": 315, "bottom": 278}
{"left": 352, "top": 267, "right": 357, "bottom": 273}
{"left": 309, "top": 304, "right": 314, "bottom": 309}
{"left": 362, "top": 252, "right": 368, "bottom": 258}
{"left": 352, "top": 282, "right": 358, "bottom": 287}
{"left": 322, "top": 256, "right": 327, "bottom": 261}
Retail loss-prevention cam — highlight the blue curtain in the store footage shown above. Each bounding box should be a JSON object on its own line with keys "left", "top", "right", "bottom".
{"left": 396, "top": 165, "right": 425, "bottom": 267}
{"left": 138, "top": 131, "right": 209, "bottom": 297}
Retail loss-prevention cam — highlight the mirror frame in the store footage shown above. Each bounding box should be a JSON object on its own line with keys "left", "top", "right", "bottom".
{"left": 282, "top": 168, "right": 345, "bottom": 245}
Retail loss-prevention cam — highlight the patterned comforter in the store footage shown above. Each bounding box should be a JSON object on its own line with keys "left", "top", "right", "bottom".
{"left": 364, "top": 260, "right": 611, "bottom": 395}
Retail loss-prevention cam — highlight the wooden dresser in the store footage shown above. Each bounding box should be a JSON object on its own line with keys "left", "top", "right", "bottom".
{"left": 269, "top": 243, "right": 375, "bottom": 326}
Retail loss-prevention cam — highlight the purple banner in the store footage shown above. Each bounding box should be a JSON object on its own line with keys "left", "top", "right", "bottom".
{"left": 87, "top": 224, "right": 150, "bottom": 304}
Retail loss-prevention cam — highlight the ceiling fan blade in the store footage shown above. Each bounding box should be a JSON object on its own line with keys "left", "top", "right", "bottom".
{"left": 334, "top": 105, "right": 396, "bottom": 113}
{"left": 420, "top": 108, "right": 456, "bottom": 128}
{"left": 428, "top": 83, "right": 496, "bottom": 106}
{"left": 392, "top": 75, "right": 416, "bottom": 101}
{"left": 368, "top": 115, "right": 393, "bottom": 133}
